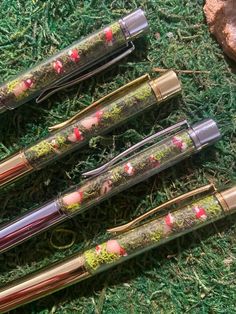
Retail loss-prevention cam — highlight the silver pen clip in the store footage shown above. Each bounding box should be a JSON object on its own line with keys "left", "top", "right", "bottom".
{"left": 82, "top": 119, "right": 191, "bottom": 179}
{"left": 36, "top": 42, "right": 135, "bottom": 103}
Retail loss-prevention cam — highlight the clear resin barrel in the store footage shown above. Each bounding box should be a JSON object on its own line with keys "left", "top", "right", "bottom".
{"left": 0, "top": 9, "right": 148, "bottom": 113}
{"left": 0, "top": 70, "right": 181, "bottom": 186}
{"left": 0, "top": 119, "right": 221, "bottom": 252}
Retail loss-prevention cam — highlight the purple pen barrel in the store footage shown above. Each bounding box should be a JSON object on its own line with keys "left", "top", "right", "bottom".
{"left": 0, "top": 201, "right": 65, "bottom": 253}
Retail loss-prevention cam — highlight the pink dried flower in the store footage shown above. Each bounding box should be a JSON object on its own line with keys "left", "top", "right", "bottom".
{"left": 193, "top": 206, "right": 207, "bottom": 220}
{"left": 165, "top": 213, "right": 175, "bottom": 227}
{"left": 68, "top": 49, "right": 80, "bottom": 62}
{"left": 124, "top": 162, "right": 134, "bottom": 175}
{"left": 53, "top": 60, "right": 63, "bottom": 74}
{"left": 106, "top": 240, "right": 127, "bottom": 256}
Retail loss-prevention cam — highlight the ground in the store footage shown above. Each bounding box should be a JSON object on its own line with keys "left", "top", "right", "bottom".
{"left": 0, "top": 0, "right": 236, "bottom": 313}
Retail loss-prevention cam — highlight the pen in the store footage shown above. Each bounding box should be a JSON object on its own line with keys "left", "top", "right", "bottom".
{"left": 0, "top": 70, "right": 181, "bottom": 187}
{"left": 0, "top": 118, "right": 221, "bottom": 252}
{"left": 0, "top": 8, "right": 148, "bottom": 113}
{"left": 0, "top": 183, "right": 235, "bottom": 312}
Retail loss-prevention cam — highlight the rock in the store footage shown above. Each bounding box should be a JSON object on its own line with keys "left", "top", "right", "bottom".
{"left": 204, "top": 0, "right": 236, "bottom": 62}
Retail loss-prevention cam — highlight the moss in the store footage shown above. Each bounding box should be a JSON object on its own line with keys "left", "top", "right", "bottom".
{"left": 110, "top": 21, "right": 122, "bottom": 35}
{"left": 6, "top": 79, "right": 20, "bottom": 93}
{"left": 121, "top": 94, "right": 137, "bottom": 108}
{"left": 174, "top": 214, "right": 189, "bottom": 228}
{"left": 179, "top": 132, "right": 193, "bottom": 147}
{"left": 134, "top": 84, "right": 153, "bottom": 101}
{"left": 82, "top": 190, "right": 98, "bottom": 202}
{"left": 151, "top": 229, "right": 164, "bottom": 242}
{"left": 111, "top": 169, "right": 123, "bottom": 183}
{"left": 55, "top": 135, "right": 67, "bottom": 147}
{"left": 153, "top": 146, "right": 171, "bottom": 161}
{"left": 85, "top": 243, "right": 119, "bottom": 271}
{"left": 110, "top": 21, "right": 125, "bottom": 42}
{"left": 64, "top": 202, "right": 80, "bottom": 213}
{"left": 103, "top": 104, "right": 122, "bottom": 121}
{"left": 201, "top": 196, "right": 222, "bottom": 217}
{"left": 29, "top": 141, "right": 52, "bottom": 157}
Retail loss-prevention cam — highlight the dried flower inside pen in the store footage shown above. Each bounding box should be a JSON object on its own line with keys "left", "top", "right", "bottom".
{"left": 60, "top": 130, "right": 195, "bottom": 215}
{"left": 83, "top": 194, "right": 222, "bottom": 272}
{"left": 24, "top": 81, "right": 156, "bottom": 168}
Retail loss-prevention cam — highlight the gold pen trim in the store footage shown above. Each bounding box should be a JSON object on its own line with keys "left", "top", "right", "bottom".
{"left": 216, "top": 186, "right": 236, "bottom": 212}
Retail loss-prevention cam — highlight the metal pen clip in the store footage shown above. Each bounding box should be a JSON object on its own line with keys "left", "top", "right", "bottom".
{"left": 108, "top": 183, "right": 217, "bottom": 234}
{"left": 49, "top": 72, "right": 150, "bottom": 131}
{"left": 36, "top": 42, "right": 135, "bottom": 104}
{"left": 82, "top": 119, "right": 191, "bottom": 179}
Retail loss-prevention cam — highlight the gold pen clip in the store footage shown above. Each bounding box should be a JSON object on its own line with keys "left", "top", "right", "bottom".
{"left": 108, "top": 183, "right": 217, "bottom": 234}
{"left": 36, "top": 42, "right": 135, "bottom": 105}
{"left": 49, "top": 71, "right": 150, "bottom": 131}
{"left": 82, "top": 119, "right": 191, "bottom": 179}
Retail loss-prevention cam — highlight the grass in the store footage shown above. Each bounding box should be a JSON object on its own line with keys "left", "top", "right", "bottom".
{"left": 0, "top": 0, "right": 236, "bottom": 313}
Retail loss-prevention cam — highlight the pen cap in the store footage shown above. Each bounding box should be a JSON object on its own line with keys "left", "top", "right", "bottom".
{"left": 149, "top": 70, "right": 182, "bottom": 102}
{"left": 220, "top": 186, "right": 236, "bottom": 212}
{"left": 120, "top": 8, "right": 148, "bottom": 39}
{"left": 189, "top": 118, "right": 221, "bottom": 149}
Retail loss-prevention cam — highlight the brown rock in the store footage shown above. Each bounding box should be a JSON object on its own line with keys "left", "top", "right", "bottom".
{"left": 204, "top": 0, "right": 236, "bottom": 62}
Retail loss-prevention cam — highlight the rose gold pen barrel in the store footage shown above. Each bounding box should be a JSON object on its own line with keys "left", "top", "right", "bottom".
{"left": 0, "top": 152, "right": 33, "bottom": 187}
{"left": 0, "top": 254, "right": 90, "bottom": 312}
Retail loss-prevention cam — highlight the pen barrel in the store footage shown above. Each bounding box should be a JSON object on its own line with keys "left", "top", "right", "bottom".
{"left": 0, "top": 80, "right": 157, "bottom": 185}
{"left": 82, "top": 194, "right": 228, "bottom": 276}
{"left": 0, "top": 129, "right": 194, "bottom": 252}
{"left": 0, "top": 70, "right": 181, "bottom": 186}
{"left": 0, "top": 9, "right": 148, "bottom": 113}
{"left": 0, "top": 254, "right": 90, "bottom": 312}
{"left": 0, "top": 119, "right": 220, "bottom": 252}
{"left": 23, "top": 80, "right": 159, "bottom": 169}
{"left": 0, "top": 200, "right": 64, "bottom": 253}
{"left": 60, "top": 118, "right": 220, "bottom": 217}
{"left": 1, "top": 189, "right": 235, "bottom": 312}
{"left": 61, "top": 129, "right": 197, "bottom": 216}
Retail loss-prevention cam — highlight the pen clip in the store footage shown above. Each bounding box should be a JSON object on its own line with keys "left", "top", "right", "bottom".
{"left": 49, "top": 73, "right": 151, "bottom": 131}
{"left": 36, "top": 42, "right": 135, "bottom": 104}
{"left": 82, "top": 119, "right": 190, "bottom": 179}
{"left": 108, "top": 183, "right": 217, "bottom": 234}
